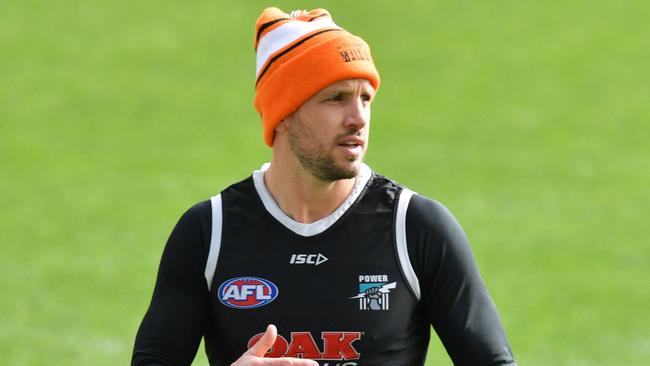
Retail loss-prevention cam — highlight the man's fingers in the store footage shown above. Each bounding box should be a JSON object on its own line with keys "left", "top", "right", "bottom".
{"left": 247, "top": 324, "right": 278, "bottom": 357}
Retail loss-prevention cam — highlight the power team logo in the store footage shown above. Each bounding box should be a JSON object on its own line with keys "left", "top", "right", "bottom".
{"left": 218, "top": 277, "right": 279, "bottom": 309}
{"left": 350, "top": 274, "right": 396, "bottom": 311}
{"left": 248, "top": 331, "right": 361, "bottom": 363}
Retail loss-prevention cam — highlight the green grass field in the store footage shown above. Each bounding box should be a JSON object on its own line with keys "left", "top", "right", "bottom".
{"left": 1, "top": 1, "right": 649, "bottom": 365}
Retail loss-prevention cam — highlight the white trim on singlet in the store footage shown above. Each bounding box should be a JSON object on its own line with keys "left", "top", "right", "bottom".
{"left": 252, "top": 163, "right": 371, "bottom": 237}
{"left": 205, "top": 194, "right": 223, "bottom": 290}
{"left": 256, "top": 18, "right": 341, "bottom": 76}
{"left": 395, "top": 188, "right": 421, "bottom": 300}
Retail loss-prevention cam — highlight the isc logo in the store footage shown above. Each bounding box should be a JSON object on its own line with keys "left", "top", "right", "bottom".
{"left": 289, "top": 253, "right": 328, "bottom": 266}
{"left": 218, "top": 277, "right": 279, "bottom": 309}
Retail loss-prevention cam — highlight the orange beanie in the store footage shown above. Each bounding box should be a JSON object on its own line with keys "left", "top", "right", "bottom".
{"left": 253, "top": 8, "right": 380, "bottom": 147}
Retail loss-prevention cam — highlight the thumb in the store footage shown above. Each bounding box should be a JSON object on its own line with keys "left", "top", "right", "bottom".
{"left": 247, "top": 324, "right": 277, "bottom": 357}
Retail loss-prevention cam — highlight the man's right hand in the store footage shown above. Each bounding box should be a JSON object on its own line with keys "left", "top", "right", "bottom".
{"left": 231, "top": 324, "right": 319, "bottom": 366}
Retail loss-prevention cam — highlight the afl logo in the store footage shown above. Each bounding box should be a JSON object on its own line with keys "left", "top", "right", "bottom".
{"left": 218, "top": 277, "right": 279, "bottom": 309}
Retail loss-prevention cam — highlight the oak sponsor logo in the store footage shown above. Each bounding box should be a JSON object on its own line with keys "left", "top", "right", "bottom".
{"left": 289, "top": 253, "right": 328, "bottom": 266}
{"left": 248, "top": 331, "right": 361, "bottom": 363}
{"left": 218, "top": 277, "right": 278, "bottom": 309}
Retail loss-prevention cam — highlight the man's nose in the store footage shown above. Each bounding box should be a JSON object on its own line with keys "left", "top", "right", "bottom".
{"left": 343, "top": 98, "right": 369, "bottom": 130}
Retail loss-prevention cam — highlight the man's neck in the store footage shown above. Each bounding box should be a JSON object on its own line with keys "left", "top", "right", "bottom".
{"left": 263, "top": 160, "right": 357, "bottom": 224}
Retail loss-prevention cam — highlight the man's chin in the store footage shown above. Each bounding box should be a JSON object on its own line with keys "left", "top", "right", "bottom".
{"left": 329, "top": 160, "right": 363, "bottom": 181}
{"left": 312, "top": 160, "right": 361, "bottom": 182}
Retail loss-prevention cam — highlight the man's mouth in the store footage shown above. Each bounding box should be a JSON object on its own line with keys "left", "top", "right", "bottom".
{"left": 337, "top": 139, "right": 364, "bottom": 162}
{"left": 338, "top": 141, "right": 361, "bottom": 148}
{"left": 337, "top": 137, "right": 364, "bottom": 149}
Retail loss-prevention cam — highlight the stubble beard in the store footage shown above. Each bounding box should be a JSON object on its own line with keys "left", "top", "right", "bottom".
{"left": 287, "top": 120, "right": 363, "bottom": 182}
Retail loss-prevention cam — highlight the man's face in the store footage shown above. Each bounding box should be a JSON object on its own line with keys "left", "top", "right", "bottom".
{"left": 283, "top": 78, "right": 375, "bottom": 182}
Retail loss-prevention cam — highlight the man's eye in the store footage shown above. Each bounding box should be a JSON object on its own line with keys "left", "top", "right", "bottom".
{"left": 328, "top": 94, "right": 343, "bottom": 101}
{"left": 361, "top": 94, "right": 372, "bottom": 102}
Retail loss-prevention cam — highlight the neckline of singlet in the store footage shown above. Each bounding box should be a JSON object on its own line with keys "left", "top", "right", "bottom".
{"left": 251, "top": 162, "right": 372, "bottom": 237}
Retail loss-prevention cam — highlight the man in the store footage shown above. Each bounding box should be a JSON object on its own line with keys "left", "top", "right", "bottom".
{"left": 133, "top": 7, "right": 516, "bottom": 366}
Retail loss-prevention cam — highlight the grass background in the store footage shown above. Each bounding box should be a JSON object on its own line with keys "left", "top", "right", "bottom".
{"left": 1, "top": 0, "right": 649, "bottom": 365}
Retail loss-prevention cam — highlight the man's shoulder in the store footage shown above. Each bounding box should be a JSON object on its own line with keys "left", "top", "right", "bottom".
{"left": 406, "top": 192, "right": 466, "bottom": 242}
{"left": 367, "top": 172, "right": 442, "bottom": 211}
{"left": 179, "top": 174, "right": 256, "bottom": 222}
{"left": 364, "top": 172, "right": 446, "bottom": 213}
{"left": 175, "top": 200, "right": 212, "bottom": 230}
{"left": 220, "top": 174, "right": 256, "bottom": 197}
{"left": 363, "top": 171, "right": 403, "bottom": 203}
{"left": 369, "top": 171, "right": 460, "bottom": 236}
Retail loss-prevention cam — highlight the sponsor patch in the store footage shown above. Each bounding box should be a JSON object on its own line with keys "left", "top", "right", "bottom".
{"left": 248, "top": 331, "right": 361, "bottom": 361}
{"left": 218, "top": 277, "right": 278, "bottom": 309}
{"left": 289, "top": 253, "right": 328, "bottom": 266}
{"left": 350, "top": 274, "right": 395, "bottom": 310}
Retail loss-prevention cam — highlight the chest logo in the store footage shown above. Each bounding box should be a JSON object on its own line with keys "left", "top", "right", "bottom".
{"left": 218, "top": 277, "right": 279, "bottom": 309}
{"left": 350, "top": 274, "right": 396, "bottom": 311}
{"left": 289, "top": 253, "right": 328, "bottom": 266}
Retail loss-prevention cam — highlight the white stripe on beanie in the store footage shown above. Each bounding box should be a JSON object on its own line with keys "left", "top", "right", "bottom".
{"left": 256, "top": 17, "right": 341, "bottom": 77}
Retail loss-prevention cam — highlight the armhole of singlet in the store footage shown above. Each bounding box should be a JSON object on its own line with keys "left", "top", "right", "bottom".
{"left": 395, "top": 188, "right": 422, "bottom": 301}
{"left": 205, "top": 194, "right": 223, "bottom": 291}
